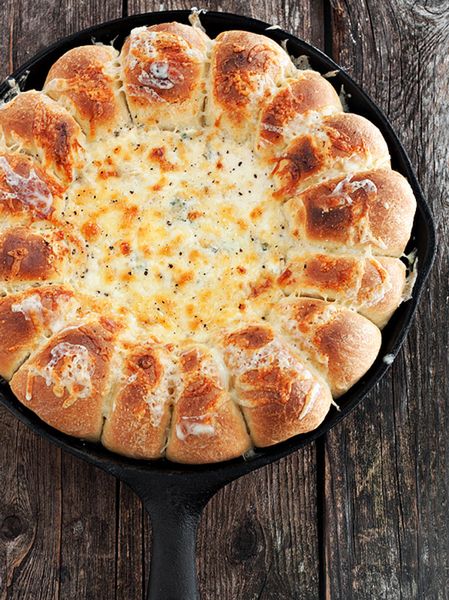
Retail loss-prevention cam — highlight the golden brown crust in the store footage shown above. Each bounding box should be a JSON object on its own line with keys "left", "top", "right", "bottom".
{"left": 208, "top": 30, "right": 293, "bottom": 141}
{"left": 286, "top": 168, "right": 416, "bottom": 256}
{"left": 358, "top": 256, "right": 406, "bottom": 328}
{"left": 272, "top": 298, "right": 382, "bottom": 396}
{"left": 0, "top": 227, "right": 65, "bottom": 284}
{"left": 0, "top": 285, "right": 78, "bottom": 379}
{"left": 148, "top": 22, "right": 210, "bottom": 52}
{"left": 324, "top": 113, "right": 389, "bottom": 161}
{"left": 221, "top": 324, "right": 332, "bottom": 446}
{"left": 102, "top": 344, "right": 173, "bottom": 459}
{"left": 45, "top": 45, "right": 130, "bottom": 139}
{"left": 256, "top": 72, "right": 342, "bottom": 152}
{"left": 10, "top": 318, "right": 119, "bottom": 441}
{"left": 272, "top": 113, "right": 390, "bottom": 197}
{"left": 121, "top": 24, "right": 210, "bottom": 129}
{"left": 0, "top": 91, "right": 84, "bottom": 184}
{"left": 166, "top": 346, "right": 251, "bottom": 463}
{"left": 278, "top": 253, "right": 406, "bottom": 328}
{"left": 0, "top": 152, "right": 64, "bottom": 224}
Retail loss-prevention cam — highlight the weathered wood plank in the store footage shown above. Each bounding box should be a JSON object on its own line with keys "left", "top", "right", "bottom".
{"left": 324, "top": 1, "right": 449, "bottom": 598}
{"left": 116, "top": 482, "right": 146, "bottom": 600}
{"left": 2, "top": 1, "right": 447, "bottom": 599}
{"left": 126, "top": 0, "right": 325, "bottom": 48}
{"left": 59, "top": 457, "right": 117, "bottom": 600}
{"left": 0, "top": 412, "right": 61, "bottom": 600}
{"left": 1, "top": 0, "right": 122, "bottom": 77}
{"left": 197, "top": 451, "right": 320, "bottom": 600}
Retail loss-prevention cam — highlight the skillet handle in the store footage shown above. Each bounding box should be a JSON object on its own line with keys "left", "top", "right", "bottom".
{"left": 145, "top": 494, "right": 204, "bottom": 600}
{"left": 123, "top": 474, "right": 218, "bottom": 600}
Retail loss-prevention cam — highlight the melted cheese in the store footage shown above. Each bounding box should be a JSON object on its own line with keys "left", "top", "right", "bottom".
{"left": 61, "top": 127, "right": 290, "bottom": 342}
{"left": 0, "top": 155, "right": 54, "bottom": 215}
{"left": 176, "top": 416, "right": 216, "bottom": 441}
{"left": 43, "top": 342, "right": 93, "bottom": 402}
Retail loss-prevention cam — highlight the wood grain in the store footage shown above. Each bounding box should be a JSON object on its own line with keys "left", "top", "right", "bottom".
{"left": 324, "top": 1, "right": 449, "bottom": 598}
{"left": 126, "top": 0, "right": 325, "bottom": 48}
{"left": 0, "top": 412, "right": 61, "bottom": 600}
{"left": 0, "top": 1, "right": 447, "bottom": 599}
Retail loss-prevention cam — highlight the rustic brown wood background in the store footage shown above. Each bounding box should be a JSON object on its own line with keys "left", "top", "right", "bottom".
{"left": 0, "top": 1, "right": 447, "bottom": 598}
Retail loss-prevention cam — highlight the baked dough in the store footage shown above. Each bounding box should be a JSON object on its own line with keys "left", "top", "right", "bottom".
{"left": 0, "top": 22, "right": 416, "bottom": 463}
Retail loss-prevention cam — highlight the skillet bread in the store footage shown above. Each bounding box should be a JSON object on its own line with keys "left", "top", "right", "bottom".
{"left": 0, "top": 22, "right": 416, "bottom": 463}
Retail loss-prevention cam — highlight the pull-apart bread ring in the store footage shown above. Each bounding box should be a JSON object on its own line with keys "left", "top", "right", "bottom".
{"left": 0, "top": 21, "right": 416, "bottom": 463}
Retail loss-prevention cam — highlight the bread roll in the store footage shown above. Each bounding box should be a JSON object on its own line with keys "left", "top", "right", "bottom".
{"left": 166, "top": 345, "right": 251, "bottom": 463}
{"left": 272, "top": 113, "right": 390, "bottom": 197}
{"left": 0, "top": 285, "right": 79, "bottom": 379}
{"left": 0, "top": 152, "right": 64, "bottom": 225}
{"left": 221, "top": 324, "right": 332, "bottom": 446}
{"left": 0, "top": 91, "right": 84, "bottom": 184}
{"left": 121, "top": 23, "right": 210, "bottom": 129}
{"left": 0, "top": 227, "right": 82, "bottom": 289}
{"left": 256, "top": 71, "right": 342, "bottom": 153}
{"left": 10, "top": 318, "right": 120, "bottom": 440}
{"left": 102, "top": 343, "right": 174, "bottom": 459}
{"left": 278, "top": 253, "right": 406, "bottom": 328}
{"left": 45, "top": 45, "right": 130, "bottom": 139}
{"left": 272, "top": 297, "right": 382, "bottom": 396}
{"left": 207, "top": 30, "right": 294, "bottom": 141}
{"left": 285, "top": 168, "right": 416, "bottom": 256}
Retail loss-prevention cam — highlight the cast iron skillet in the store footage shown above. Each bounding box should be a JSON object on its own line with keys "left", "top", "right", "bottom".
{"left": 0, "top": 10, "right": 436, "bottom": 600}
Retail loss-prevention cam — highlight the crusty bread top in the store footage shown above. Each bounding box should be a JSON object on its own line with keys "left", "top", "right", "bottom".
{"left": 220, "top": 323, "right": 333, "bottom": 446}
{"left": 167, "top": 345, "right": 251, "bottom": 463}
{"left": 285, "top": 168, "right": 416, "bottom": 256}
{"left": 0, "top": 20, "right": 416, "bottom": 463}
{"left": 256, "top": 71, "right": 342, "bottom": 152}
{"left": 10, "top": 318, "right": 120, "bottom": 440}
{"left": 45, "top": 45, "right": 130, "bottom": 139}
{"left": 121, "top": 23, "right": 210, "bottom": 129}
{"left": 0, "top": 91, "right": 84, "bottom": 184}
{"left": 208, "top": 30, "right": 294, "bottom": 140}
{"left": 0, "top": 285, "right": 78, "bottom": 380}
{"left": 102, "top": 343, "right": 174, "bottom": 459}
{"left": 272, "top": 113, "right": 390, "bottom": 197}
{"left": 271, "top": 297, "right": 382, "bottom": 396}
{"left": 278, "top": 253, "right": 406, "bottom": 328}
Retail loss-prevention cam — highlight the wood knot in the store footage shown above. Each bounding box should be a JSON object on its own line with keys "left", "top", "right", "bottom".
{"left": 228, "top": 515, "right": 264, "bottom": 564}
{"left": 0, "top": 514, "right": 26, "bottom": 541}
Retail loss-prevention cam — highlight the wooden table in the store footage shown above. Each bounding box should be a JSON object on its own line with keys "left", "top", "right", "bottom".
{"left": 0, "top": 1, "right": 447, "bottom": 598}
